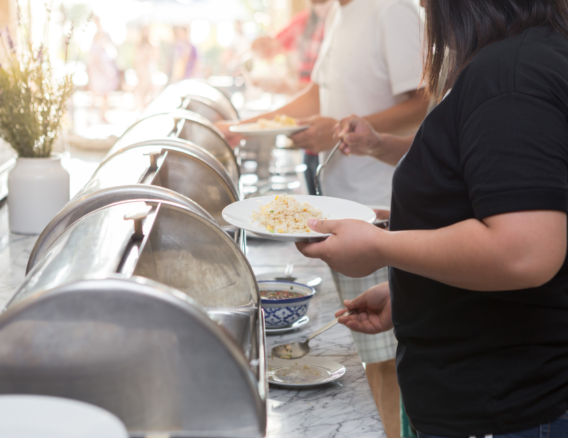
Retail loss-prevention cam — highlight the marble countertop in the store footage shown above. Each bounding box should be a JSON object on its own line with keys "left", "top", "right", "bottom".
{"left": 247, "top": 239, "right": 384, "bottom": 438}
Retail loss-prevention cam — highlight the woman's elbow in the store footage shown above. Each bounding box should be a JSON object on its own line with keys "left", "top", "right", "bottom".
{"left": 506, "top": 251, "right": 565, "bottom": 289}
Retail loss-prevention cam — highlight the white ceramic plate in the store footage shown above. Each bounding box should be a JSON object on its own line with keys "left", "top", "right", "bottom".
{"left": 0, "top": 395, "right": 128, "bottom": 438}
{"left": 266, "top": 315, "right": 310, "bottom": 335}
{"left": 222, "top": 195, "right": 376, "bottom": 242}
{"left": 267, "top": 356, "right": 346, "bottom": 388}
{"left": 229, "top": 123, "right": 309, "bottom": 138}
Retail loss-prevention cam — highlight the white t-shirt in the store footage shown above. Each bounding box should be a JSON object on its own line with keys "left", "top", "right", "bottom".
{"left": 311, "top": 0, "right": 423, "bottom": 206}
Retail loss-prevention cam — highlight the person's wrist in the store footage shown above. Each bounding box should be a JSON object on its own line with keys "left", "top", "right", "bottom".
{"left": 371, "top": 225, "right": 392, "bottom": 269}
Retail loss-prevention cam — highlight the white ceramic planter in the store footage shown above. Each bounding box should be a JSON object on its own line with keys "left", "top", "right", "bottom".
{"left": 8, "top": 156, "right": 70, "bottom": 235}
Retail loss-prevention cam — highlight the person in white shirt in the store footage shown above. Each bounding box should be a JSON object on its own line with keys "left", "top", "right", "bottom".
{"left": 219, "top": 2, "right": 426, "bottom": 436}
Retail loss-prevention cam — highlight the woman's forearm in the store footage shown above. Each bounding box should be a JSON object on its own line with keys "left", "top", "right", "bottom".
{"left": 378, "top": 211, "right": 567, "bottom": 291}
{"left": 241, "top": 82, "right": 320, "bottom": 124}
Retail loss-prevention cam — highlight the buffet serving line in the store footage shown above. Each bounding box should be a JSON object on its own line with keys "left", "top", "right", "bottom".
{"left": 0, "top": 80, "right": 382, "bottom": 437}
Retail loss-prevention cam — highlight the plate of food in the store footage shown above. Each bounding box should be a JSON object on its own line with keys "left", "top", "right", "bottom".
{"left": 267, "top": 356, "right": 346, "bottom": 388}
{"left": 222, "top": 194, "right": 376, "bottom": 242}
{"left": 229, "top": 115, "right": 308, "bottom": 137}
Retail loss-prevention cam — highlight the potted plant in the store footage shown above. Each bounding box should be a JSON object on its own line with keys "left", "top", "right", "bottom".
{"left": 0, "top": 13, "right": 74, "bottom": 234}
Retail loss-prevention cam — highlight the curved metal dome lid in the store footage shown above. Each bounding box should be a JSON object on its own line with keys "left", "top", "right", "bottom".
{"left": 22, "top": 199, "right": 258, "bottom": 308}
{"left": 26, "top": 184, "right": 215, "bottom": 274}
{"left": 171, "top": 79, "right": 239, "bottom": 121}
{"left": 142, "top": 79, "right": 239, "bottom": 121}
{"left": 101, "top": 138, "right": 239, "bottom": 199}
{"left": 107, "top": 109, "right": 239, "bottom": 185}
{"left": 0, "top": 276, "right": 265, "bottom": 435}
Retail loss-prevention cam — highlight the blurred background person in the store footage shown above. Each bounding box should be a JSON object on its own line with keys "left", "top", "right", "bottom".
{"left": 221, "top": 20, "right": 251, "bottom": 76}
{"left": 169, "top": 25, "right": 198, "bottom": 83}
{"left": 248, "top": 0, "right": 332, "bottom": 195}
{"left": 134, "top": 27, "right": 158, "bottom": 110}
{"left": 87, "top": 15, "right": 119, "bottom": 123}
{"left": 250, "top": 0, "right": 331, "bottom": 95}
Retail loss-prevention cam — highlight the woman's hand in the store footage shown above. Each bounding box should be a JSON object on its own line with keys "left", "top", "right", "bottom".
{"left": 296, "top": 218, "right": 387, "bottom": 278}
{"left": 335, "top": 282, "right": 393, "bottom": 334}
{"left": 335, "top": 115, "right": 383, "bottom": 157}
{"left": 215, "top": 120, "right": 243, "bottom": 148}
{"left": 290, "top": 115, "right": 337, "bottom": 153}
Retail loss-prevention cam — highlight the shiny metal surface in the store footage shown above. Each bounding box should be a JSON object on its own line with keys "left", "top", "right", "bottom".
{"left": 109, "top": 109, "right": 239, "bottom": 184}
{"left": 144, "top": 79, "right": 239, "bottom": 122}
{"left": 133, "top": 201, "right": 258, "bottom": 307}
{"left": 24, "top": 199, "right": 258, "bottom": 307}
{"left": 315, "top": 140, "right": 342, "bottom": 196}
{"left": 14, "top": 202, "right": 153, "bottom": 307}
{"left": 0, "top": 277, "right": 266, "bottom": 437}
{"left": 79, "top": 138, "right": 239, "bottom": 226}
{"left": 271, "top": 311, "right": 352, "bottom": 360}
{"left": 26, "top": 185, "right": 213, "bottom": 274}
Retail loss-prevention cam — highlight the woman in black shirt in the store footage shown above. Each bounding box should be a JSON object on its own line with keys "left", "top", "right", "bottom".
{"left": 297, "top": 1, "right": 568, "bottom": 437}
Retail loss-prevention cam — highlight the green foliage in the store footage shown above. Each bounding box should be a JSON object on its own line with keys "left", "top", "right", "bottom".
{"left": 0, "top": 52, "right": 73, "bottom": 158}
{"left": 0, "top": 3, "right": 74, "bottom": 158}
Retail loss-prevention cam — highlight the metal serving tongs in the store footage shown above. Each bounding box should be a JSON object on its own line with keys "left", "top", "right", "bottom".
{"left": 271, "top": 310, "right": 353, "bottom": 360}
{"left": 314, "top": 140, "right": 342, "bottom": 196}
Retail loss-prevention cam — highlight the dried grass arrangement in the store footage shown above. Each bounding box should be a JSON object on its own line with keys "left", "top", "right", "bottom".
{"left": 0, "top": 4, "right": 74, "bottom": 158}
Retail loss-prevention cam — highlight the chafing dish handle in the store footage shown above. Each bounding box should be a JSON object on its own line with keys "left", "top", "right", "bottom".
{"left": 124, "top": 206, "right": 152, "bottom": 240}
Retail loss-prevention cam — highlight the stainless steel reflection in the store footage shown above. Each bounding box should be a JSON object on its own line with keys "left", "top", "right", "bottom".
{"left": 77, "top": 138, "right": 239, "bottom": 227}
{"left": 110, "top": 109, "right": 239, "bottom": 184}
{"left": 0, "top": 277, "right": 266, "bottom": 437}
{"left": 144, "top": 79, "right": 239, "bottom": 122}
{"left": 132, "top": 201, "right": 257, "bottom": 307}
{"left": 26, "top": 185, "right": 213, "bottom": 274}
{"left": 21, "top": 200, "right": 258, "bottom": 308}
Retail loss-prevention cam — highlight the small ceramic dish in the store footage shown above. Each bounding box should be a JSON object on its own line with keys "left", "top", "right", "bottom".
{"left": 267, "top": 356, "right": 346, "bottom": 388}
{"left": 258, "top": 281, "right": 315, "bottom": 329}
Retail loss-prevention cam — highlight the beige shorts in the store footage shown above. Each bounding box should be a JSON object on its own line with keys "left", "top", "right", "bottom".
{"left": 331, "top": 268, "right": 397, "bottom": 364}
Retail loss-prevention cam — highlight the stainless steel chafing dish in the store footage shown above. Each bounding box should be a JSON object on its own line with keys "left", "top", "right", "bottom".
{"left": 26, "top": 137, "right": 242, "bottom": 272}
{"left": 77, "top": 139, "right": 238, "bottom": 225}
{"left": 27, "top": 184, "right": 214, "bottom": 273}
{"left": 110, "top": 109, "right": 239, "bottom": 184}
{"left": 2, "top": 200, "right": 266, "bottom": 437}
{"left": 144, "top": 79, "right": 239, "bottom": 122}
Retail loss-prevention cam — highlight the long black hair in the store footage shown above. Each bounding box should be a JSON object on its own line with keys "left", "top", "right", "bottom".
{"left": 423, "top": 0, "right": 568, "bottom": 99}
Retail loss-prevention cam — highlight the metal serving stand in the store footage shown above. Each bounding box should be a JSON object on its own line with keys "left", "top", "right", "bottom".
{"left": 2, "top": 200, "right": 266, "bottom": 437}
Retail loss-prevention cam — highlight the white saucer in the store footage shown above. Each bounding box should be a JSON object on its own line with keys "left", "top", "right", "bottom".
{"left": 267, "top": 356, "right": 346, "bottom": 388}
{"left": 0, "top": 395, "right": 128, "bottom": 438}
{"left": 229, "top": 123, "right": 308, "bottom": 138}
{"left": 222, "top": 195, "right": 376, "bottom": 242}
{"left": 266, "top": 315, "right": 310, "bottom": 335}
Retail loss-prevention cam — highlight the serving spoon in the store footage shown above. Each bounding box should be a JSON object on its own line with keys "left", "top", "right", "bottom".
{"left": 314, "top": 140, "right": 342, "bottom": 196}
{"left": 271, "top": 310, "right": 352, "bottom": 360}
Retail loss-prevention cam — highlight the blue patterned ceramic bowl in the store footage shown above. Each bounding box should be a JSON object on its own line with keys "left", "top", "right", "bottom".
{"left": 259, "top": 281, "right": 316, "bottom": 329}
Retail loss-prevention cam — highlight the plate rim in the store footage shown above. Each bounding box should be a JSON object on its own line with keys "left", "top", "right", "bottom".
{"left": 229, "top": 123, "right": 309, "bottom": 136}
{"left": 267, "top": 356, "right": 346, "bottom": 388}
{"left": 222, "top": 195, "right": 376, "bottom": 242}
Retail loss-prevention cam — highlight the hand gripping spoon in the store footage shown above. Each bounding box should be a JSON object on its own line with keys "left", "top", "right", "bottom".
{"left": 271, "top": 310, "right": 352, "bottom": 360}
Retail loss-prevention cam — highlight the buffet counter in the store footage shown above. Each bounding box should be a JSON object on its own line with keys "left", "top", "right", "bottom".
{"left": 0, "top": 205, "right": 384, "bottom": 438}
{"left": 248, "top": 239, "right": 384, "bottom": 438}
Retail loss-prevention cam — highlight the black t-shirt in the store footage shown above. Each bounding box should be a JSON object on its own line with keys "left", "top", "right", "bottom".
{"left": 390, "top": 27, "right": 568, "bottom": 436}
